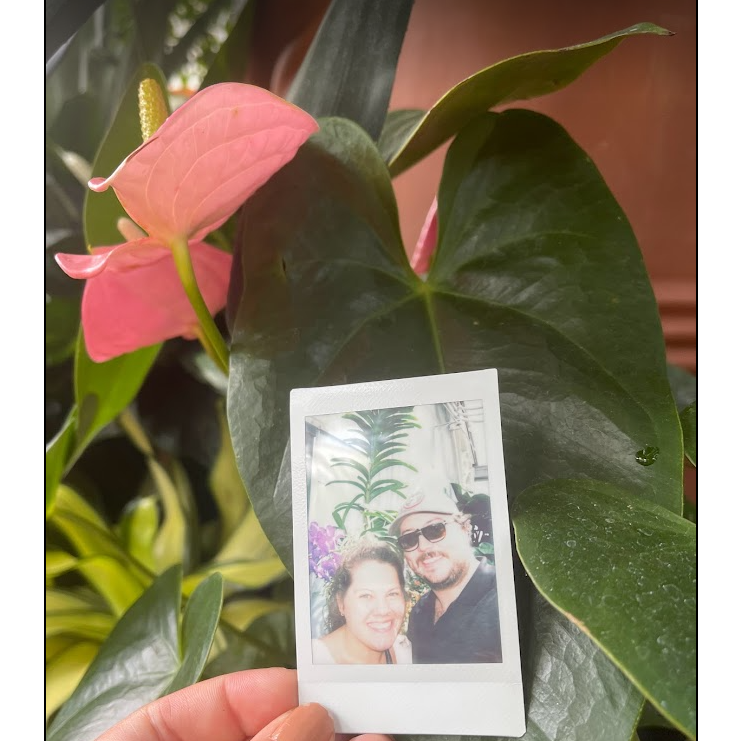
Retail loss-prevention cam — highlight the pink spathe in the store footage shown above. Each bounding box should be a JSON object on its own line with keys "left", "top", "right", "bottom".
{"left": 410, "top": 196, "right": 438, "bottom": 274}
{"left": 56, "top": 82, "right": 319, "bottom": 362}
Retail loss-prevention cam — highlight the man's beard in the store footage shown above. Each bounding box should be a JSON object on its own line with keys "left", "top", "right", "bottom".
{"left": 414, "top": 553, "right": 470, "bottom": 590}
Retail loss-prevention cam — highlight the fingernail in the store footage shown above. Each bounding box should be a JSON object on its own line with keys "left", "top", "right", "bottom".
{"left": 253, "top": 703, "right": 334, "bottom": 741}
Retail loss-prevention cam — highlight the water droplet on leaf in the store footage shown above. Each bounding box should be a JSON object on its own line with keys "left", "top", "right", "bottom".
{"left": 635, "top": 445, "right": 660, "bottom": 466}
{"left": 566, "top": 539, "right": 577, "bottom": 548}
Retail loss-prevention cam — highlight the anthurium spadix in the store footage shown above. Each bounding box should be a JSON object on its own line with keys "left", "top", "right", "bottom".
{"left": 56, "top": 83, "right": 318, "bottom": 364}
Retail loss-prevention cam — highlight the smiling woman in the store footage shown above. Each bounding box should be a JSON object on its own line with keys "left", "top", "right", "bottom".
{"left": 312, "top": 536, "right": 412, "bottom": 665}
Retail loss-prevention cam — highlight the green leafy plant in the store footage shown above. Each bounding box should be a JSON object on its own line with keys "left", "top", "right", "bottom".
{"left": 45, "top": 2, "right": 696, "bottom": 739}
{"left": 328, "top": 407, "right": 420, "bottom": 535}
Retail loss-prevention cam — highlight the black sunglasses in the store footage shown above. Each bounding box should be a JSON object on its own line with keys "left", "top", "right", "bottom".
{"left": 397, "top": 520, "right": 453, "bottom": 552}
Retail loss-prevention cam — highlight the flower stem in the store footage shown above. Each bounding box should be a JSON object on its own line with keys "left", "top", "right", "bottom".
{"left": 171, "top": 237, "right": 230, "bottom": 375}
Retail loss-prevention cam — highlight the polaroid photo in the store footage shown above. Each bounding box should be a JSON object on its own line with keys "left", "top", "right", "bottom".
{"left": 290, "top": 369, "right": 525, "bottom": 736}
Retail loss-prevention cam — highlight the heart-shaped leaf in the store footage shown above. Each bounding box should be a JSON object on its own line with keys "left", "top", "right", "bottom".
{"left": 228, "top": 113, "right": 682, "bottom": 567}
{"left": 226, "top": 113, "right": 683, "bottom": 739}
{"left": 387, "top": 23, "right": 671, "bottom": 176}
{"left": 512, "top": 479, "right": 697, "bottom": 738}
{"left": 46, "top": 567, "right": 223, "bottom": 741}
{"left": 287, "top": 0, "right": 414, "bottom": 141}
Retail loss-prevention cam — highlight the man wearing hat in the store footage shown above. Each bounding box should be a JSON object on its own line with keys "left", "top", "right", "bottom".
{"left": 389, "top": 484, "right": 502, "bottom": 664}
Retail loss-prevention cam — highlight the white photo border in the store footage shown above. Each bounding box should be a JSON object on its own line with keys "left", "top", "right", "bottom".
{"left": 290, "top": 369, "right": 525, "bottom": 736}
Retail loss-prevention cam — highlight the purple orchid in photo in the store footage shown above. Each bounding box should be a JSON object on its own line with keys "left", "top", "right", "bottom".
{"left": 308, "top": 522, "right": 345, "bottom": 580}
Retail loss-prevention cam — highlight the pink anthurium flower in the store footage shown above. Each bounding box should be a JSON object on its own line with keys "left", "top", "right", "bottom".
{"left": 56, "top": 82, "right": 318, "bottom": 363}
{"left": 410, "top": 196, "right": 438, "bottom": 275}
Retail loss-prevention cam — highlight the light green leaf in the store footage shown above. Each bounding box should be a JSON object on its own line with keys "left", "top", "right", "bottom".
{"left": 118, "top": 496, "right": 159, "bottom": 571}
{"left": 210, "top": 403, "right": 250, "bottom": 545}
{"left": 680, "top": 402, "right": 696, "bottom": 467}
{"left": 50, "top": 486, "right": 149, "bottom": 613}
{"left": 287, "top": 0, "right": 414, "bottom": 141}
{"left": 513, "top": 479, "right": 696, "bottom": 738}
{"left": 83, "top": 62, "right": 170, "bottom": 247}
{"left": 387, "top": 23, "right": 671, "bottom": 176}
{"left": 46, "top": 611, "right": 115, "bottom": 642}
{"left": 46, "top": 550, "right": 79, "bottom": 578}
{"left": 182, "top": 556, "right": 285, "bottom": 596}
{"left": 46, "top": 640, "right": 100, "bottom": 720}
{"left": 47, "top": 566, "right": 222, "bottom": 741}
{"left": 220, "top": 598, "right": 286, "bottom": 631}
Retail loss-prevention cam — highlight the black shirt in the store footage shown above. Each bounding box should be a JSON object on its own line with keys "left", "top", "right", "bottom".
{"left": 407, "top": 560, "right": 502, "bottom": 664}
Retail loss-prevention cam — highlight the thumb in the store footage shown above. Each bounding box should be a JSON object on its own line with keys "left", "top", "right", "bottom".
{"left": 252, "top": 703, "right": 334, "bottom": 741}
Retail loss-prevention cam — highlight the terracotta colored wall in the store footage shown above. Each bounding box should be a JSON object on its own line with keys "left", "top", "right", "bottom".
{"left": 249, "top": 0, "right": 697, "bottom": 372}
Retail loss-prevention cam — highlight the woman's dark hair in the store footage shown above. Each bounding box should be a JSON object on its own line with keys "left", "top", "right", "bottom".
{"left": 325, "top": 535, "right": 406, "bottom": 633}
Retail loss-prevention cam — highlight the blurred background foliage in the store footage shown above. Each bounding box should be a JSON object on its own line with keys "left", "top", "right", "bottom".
{"left": 46, "top": 1, "right": 296, "bottom": 724}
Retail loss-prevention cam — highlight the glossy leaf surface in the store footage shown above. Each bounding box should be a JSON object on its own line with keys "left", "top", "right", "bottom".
{"left": 513, "top": 479, "right": 697, "bottom": 737}
{"left": 287, "top": 0, "right": 414, "bottom": 141}
{"left": 47, "top": 567, "right": 223, "bottom": 741}
{"left": 228, "top": 113, "right": 682, "bottom": 567}
{"left": 387, "top": 24, "right": 671, "bottom": 176}
{"left": 227, "top": 113, "right": 683, "bottom": 739}
{"left": 400, "top": 592, "right": 643, "bottom": 741}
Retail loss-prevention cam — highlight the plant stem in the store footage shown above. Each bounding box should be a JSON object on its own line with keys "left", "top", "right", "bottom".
{"left": 170, "top": 237, "right": 230, "bottom": 375}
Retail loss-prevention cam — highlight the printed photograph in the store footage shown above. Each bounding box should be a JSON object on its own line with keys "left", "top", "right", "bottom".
{"left": 304, "top": 400, "right": 502, "bottom": 665}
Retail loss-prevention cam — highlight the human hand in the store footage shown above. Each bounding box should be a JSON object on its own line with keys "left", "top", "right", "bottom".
{"left": 96, "top": 668, "right": 392, "bottom": 741}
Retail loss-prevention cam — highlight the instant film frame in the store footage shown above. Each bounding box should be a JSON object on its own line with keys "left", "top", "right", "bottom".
{"left": 290, "top": 369, "right": 525, "bottom": 736}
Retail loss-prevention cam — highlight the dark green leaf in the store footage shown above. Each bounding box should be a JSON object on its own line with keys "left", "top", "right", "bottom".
{"left": 387, "top": 24, "right": 671, "bottom": 177}
{"left": 164, "top": 574, "right": 224, "bottom": 694}
{"left": 400, "top": 592, "right": 643, "bottom": 741}
{"left": 46, "top": 296, "right": 80, "bottom": 366}
{"left": 378, "top": 109, "right": 425, "bottom": 163}
{"left": 513, "top": 479, "right": 696, "bottom": 738}
{"left": 200, "top": 0, "right": 257, "bottom": 88}
{"left": 202, "top": 607, "right": 295, "bottom": 678}
{"left": 679, "top": 402, "right": 696, "bottom": 467}
{"left": 226, "top": 113, "right": 683, "bottom": 739}
{"left": 74, "top": 333, "right": 160, "bottom": 449}
{"left": 46, "top": 412, "right": 76, "bottom": 516}
{"left": 84, "top": 63, "right": 170, "bottom": 247}
{"left": 47, "top": 567, "right": 223, "bottom": 741}
{"left": 45, "top": 0, "right": 106, "bottom": 62}
{"left": 666, "top": 364, "right": 696, "bottom": 411}
{"left": 287, "top": 0, "right": 414, "bottom": 140}
{"left": 228, "top": 111, "right": 681, "bottom": 564}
